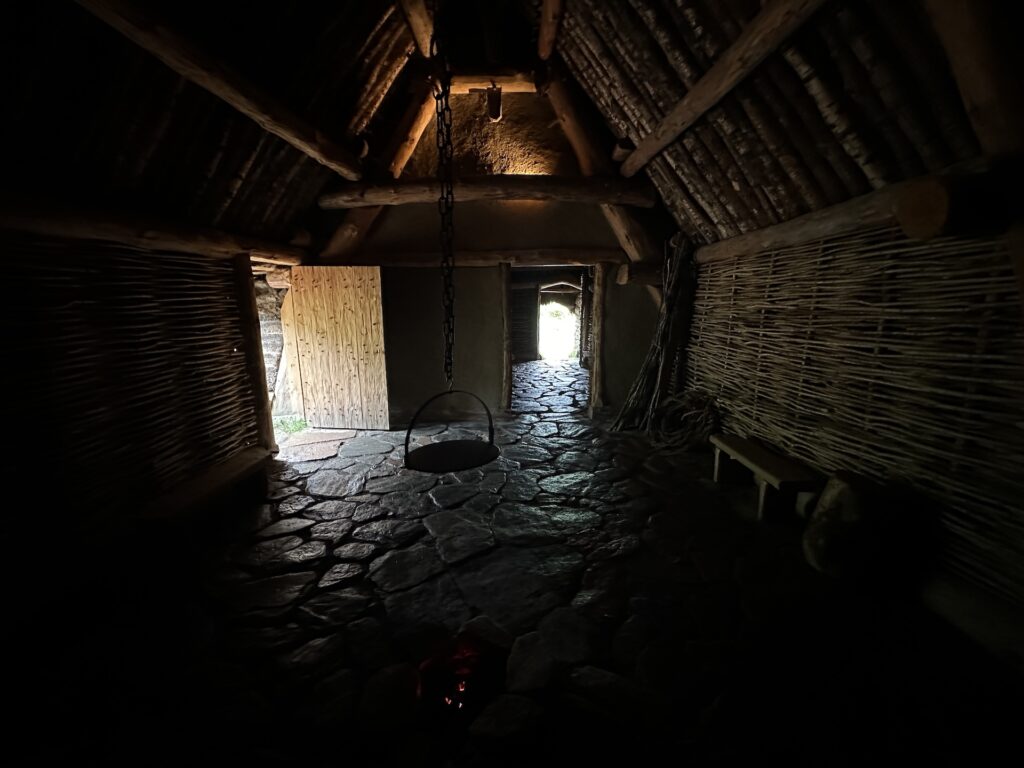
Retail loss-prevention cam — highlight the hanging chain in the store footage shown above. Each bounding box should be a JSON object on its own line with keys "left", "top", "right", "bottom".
{"left": 431, "top": 5, "right": 456, "bottom": 390}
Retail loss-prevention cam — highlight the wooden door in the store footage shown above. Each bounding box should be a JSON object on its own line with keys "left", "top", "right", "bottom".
{"left": 289, "top": 266, "right": 389, "bottom": 429}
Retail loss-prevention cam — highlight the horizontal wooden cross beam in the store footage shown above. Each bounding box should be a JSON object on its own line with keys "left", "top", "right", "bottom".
{"left": 329, "top": 248, "right": 625, "bottom": 267}
{"left": 694, "top": 166, "right": 1002, "bottom": 264}
{"left": 0, "top": 204, "right": 307, "bottom": 265}
{"left": 450, "top": 73, "right": 536, "bottom": 94}
{"left": 318, "top": 175, "right": 657, "bottom": 209}
{"left": 615, "top": 261, "right": 663, "bottom": 285}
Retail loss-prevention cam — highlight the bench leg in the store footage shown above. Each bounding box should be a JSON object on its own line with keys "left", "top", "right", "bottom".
{"left": 758, "top": 481, "right": 799, "bottom": 523}
{"left": 756, "top": 479, "right": 770, "bottom": 521}
{"left": 714, "top": 448, "right": 749, "bottom": 485}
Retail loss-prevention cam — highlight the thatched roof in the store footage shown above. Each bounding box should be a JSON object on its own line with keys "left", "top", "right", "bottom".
{"left": 555, "top": 0, "right": 979, "bottom": 242}
{"left": 0, "top": 0, "right": 993, "bottom": 252}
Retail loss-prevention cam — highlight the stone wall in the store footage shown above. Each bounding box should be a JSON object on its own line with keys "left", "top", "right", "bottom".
{"left": 255, "top": 276, "right": 285, "bottom": 396}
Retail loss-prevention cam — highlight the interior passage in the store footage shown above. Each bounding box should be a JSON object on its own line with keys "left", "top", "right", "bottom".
{"left": 510, "top": 359, "right": 589, "bottom": 416}
{"left": 8, "top": 0, "right": 1023, "bottom": 763}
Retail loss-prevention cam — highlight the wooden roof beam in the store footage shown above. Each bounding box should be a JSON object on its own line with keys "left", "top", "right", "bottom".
{"left": 542, "top": 63, "right": 661, "bottom": 262}
{"left": 0, "top": 204, "right": 308, "bottom": 265}
{"left": 76, "top": 0, "right": 362, "bottom": 180}
{"left": 538, "top": 0, "right": 564, "bottom": 61}
{"left": 615, "top": 261, "right": 663, "bottom": 286}
{"left": 398, "top": 0, "right": 433, "bottom": 58}
{"left": 320, "top": 73, "right": 436, "bottom": 263}
{"left": 542, "top": 60, "right": 663, "bottom": 304}
{"left": 694, "top": 167, "right": 1006, "bottom": 264}
{"left": 620, "top": 0, "right": 827, "bottom": 177}
{"left": 922, "top": 0, "right": 1024, "bottom": 158}
{"left": 450, "top": 73, "right": 536, "bottom": 94}
{"left": 330, "top": 248, "right": 625, "bottom": 267}
{"left": 318, "top": 175, "right": 658, "bottom": 209}
{"left": 385, "top": 75, "right": 437, "bottom": 179}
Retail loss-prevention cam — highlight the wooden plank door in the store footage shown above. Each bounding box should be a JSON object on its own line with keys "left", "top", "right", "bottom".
{"left": 289, "top": 266, "right": 389, "bottom": 429}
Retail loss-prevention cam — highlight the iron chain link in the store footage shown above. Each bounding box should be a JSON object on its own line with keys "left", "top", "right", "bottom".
{"left": 431, "top": 8, "right": 456, "bottom": 390}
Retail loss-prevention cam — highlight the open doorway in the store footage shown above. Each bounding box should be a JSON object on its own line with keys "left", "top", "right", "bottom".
{"left": 538, "top": 275, "right": 582, "bottom": 360}
{"left": 508, "top": 267, "right": 592, "bottom": 416}
{"left": 538, "top": 301, "right": 579, "bottom": 360}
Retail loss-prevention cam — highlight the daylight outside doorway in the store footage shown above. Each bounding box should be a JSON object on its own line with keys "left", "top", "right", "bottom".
{"left": 538, "top": 300, "right": 580, "bottom": 360}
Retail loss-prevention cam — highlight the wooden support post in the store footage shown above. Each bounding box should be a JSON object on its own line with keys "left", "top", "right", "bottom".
{"left": 76, "top": 0, "right": 361, "bottom": 180}
{"left": 538, "top": 0, "right": 564, "bottom": 61}
{"left": 580, "top": 269, "right": 592, "bottom": 365}
{"left": 318, "top": 175, "right": 657, "bottom": 209}
{"left": 620, "top": 0, "right": 828, "bottom": 177}
{"left": 500, "top": 263, "right": 512, "bottom": 410}
{"left": 589, "top": 263, "right": 606, "bottom": 415}
{"left": 233, "top": 255, "right": 277, "bottom": 454}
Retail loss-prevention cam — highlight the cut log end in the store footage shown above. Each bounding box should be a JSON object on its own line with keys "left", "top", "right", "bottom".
{"left": 894, "top": 178, "right": 953, "bottom": 240}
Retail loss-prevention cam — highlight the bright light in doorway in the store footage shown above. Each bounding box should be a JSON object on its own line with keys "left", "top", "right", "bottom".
{"left": 539, "top": 302, "right": 579, "bottom": 360}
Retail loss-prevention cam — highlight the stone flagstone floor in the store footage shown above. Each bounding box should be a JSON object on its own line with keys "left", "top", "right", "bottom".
{"left": 198, "top": 358, "right": 848, "bottom": 763}
{"left": 30, "top": 361, "right": 1018, "bottom": 764}
{"left": 37, "top": 360, "right": 1016, "bottom": 765}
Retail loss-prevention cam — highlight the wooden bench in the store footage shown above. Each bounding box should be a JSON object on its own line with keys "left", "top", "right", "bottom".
{"left": 710, "top": 434, "right": 821, "bottom": 520}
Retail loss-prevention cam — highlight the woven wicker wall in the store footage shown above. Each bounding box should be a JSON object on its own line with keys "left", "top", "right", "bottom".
{"left": 11, "top": 235, "right": 260, "bottom": 523}
{"left": 688, "top": 224, "right": 1024, "bottom": 606}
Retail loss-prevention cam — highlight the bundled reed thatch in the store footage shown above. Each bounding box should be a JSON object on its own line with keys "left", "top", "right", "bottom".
{"left": 556, "top": 0, "right": 979, "bottom": 244}
{"left": 687, "top": 224, "right": 1024, "bottom": 606}
{"left": 612, "top": 236, "right": 696, "bottom": 435}
{"left": 2, "top": 1, "right": 411, "bottom": 243}
{"left": 12, "top": 235, "right": 261, "bottom": 525}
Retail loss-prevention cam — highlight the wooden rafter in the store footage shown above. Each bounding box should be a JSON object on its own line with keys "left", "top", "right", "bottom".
{"left": 320, "top": 75, "right": 436, "bottom": 262}
{"left": 922, "top": 0, "right": 1024, "bottom": 158}
{"left": 538, "top": 0, "right": 564, "bottom": 61}
{"left": 542, "top": 64, "right": 661, "bottom": 262}
{"left": 385, "top": 76, "right": 438, "bottom": 179}
{"left": 398, "top": 0, "right": 433, "bottom": 58}
{"left": 318, "top": 175, "right": 657, "bottom": 209}
{"left": 619, "top": 0, "right": 828, "bottom": 177}
{"left": 0, "top": 205, "right": 307, "bottom": 265}
{"left": 76, "top": 0, "right": 362, "bottom": 180}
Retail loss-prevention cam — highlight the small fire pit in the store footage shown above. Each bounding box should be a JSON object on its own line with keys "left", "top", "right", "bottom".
{"left": 418, "top": 632, "right": 507, "bottom": 749}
